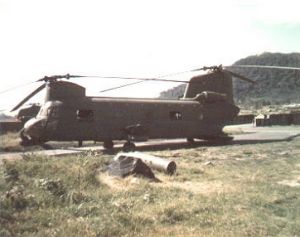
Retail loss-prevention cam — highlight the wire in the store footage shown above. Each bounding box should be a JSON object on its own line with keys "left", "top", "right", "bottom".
{"left": 0, "top": 81, "right": 35, "bottom": 95}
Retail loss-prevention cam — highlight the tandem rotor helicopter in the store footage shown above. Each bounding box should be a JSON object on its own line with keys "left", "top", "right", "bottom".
{"left": 5, "top": 64, "right": 297, "bottom": 151}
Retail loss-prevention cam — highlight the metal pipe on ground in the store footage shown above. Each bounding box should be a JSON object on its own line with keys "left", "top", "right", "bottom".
{"left": 114, "top": 152, "right": 177, "bottom": 175}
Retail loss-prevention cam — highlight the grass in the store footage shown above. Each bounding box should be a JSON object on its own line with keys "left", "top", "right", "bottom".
{"left": 0, "top": 139, "right": 300, "bottom": 236}
{"left": 0, "top": 132, "right": 32, "bottom": 152}
{"left": 0, "top": 132, "right": 99, "bottom": 152}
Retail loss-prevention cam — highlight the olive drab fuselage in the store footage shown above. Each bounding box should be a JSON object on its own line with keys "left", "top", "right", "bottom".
{"left": 22, "top": 71, "right": 240, "bottom": 143}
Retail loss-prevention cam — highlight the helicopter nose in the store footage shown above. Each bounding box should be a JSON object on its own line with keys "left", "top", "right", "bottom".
{"left": 23, "top": 118, "right": 46, "bottom": 139}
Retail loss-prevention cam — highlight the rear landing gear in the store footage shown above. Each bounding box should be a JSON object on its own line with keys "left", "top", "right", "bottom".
{"left": 187, "top": 138, "right": 195, "bottom": 144}
{"left": 122, "top": 141, "right": 136, "bottom": 152}
{"left": 103, "top": 140, "right": 114, "bottom": 150}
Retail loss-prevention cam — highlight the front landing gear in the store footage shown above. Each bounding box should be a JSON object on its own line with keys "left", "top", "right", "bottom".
{"left": 19, "top": 129, "right": 39, "bottom": 146}
{"left": 122, "top": 141, "right": 136, "bottom": 152}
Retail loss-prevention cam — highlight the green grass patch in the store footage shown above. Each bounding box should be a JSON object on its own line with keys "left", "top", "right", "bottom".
{"left": 1, "top": 140, "right": 300, "bottom": 236}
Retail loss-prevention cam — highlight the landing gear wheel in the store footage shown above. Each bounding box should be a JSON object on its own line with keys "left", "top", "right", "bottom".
{"left": 219, "top": 136, "right": 234, "bottom": 142}
{"left": 187, "top": 138, "right": 195, "bottom": 143}
{"left": 122, "top": 141, "right": 136, "bottom": 152}
{"left": 20, "top": 131, "right": 31, "bottom": 146}
{"left": 103, "top": 140, "right": 114, "bottom": 150}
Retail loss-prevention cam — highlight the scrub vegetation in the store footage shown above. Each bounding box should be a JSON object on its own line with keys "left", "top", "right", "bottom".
{"left": 0, "top": 132, "right": 96, "bottom": 152}
{"left": 0, "top": 132, "right": 43, "bottom": 152}
{"left": 1, "top": 139, "right": 300, "bottom": 236}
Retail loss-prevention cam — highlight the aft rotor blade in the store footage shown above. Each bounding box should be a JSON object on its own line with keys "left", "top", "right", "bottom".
{"left": 11, "top": 83, "right": 45, "bottom": 112}
{"left": 226, "top": 65, "right": 300, "bottom": 71}
{"left": 98, "top": 66, "right": 239, "bottom": 93}
{"left": 224, "top": 69, "right": 256, "bottom": 84}
{"left": 151, "top": 65, "right": 221, "bottom": 78}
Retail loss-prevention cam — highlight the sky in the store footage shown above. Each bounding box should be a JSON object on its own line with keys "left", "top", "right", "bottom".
{"left": 0, "top": 0, "right": 300, "bottom": 112}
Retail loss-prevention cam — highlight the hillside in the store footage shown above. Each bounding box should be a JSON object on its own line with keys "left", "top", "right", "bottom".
{"left": 159, "top": 53, "right": 300, "bottom": 106}
{"left": 0, "top": 112, "right": 16, "bottom": 122}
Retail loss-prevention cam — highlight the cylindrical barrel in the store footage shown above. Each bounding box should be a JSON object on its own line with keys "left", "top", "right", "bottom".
{"left": 114, "top": 152, "right": 176, "bottom": 175}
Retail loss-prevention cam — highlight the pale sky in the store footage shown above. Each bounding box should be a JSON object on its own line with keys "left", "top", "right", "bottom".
{"left": 0, "top": 0, "right": 300, "bottom": 112}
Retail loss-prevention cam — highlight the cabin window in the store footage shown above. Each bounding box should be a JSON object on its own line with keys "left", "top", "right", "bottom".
{"left": 77, "top": 109, "right": 94, "bottom": 121}
{"left": 169, "top": 111, "right": 182, "bottom": 120}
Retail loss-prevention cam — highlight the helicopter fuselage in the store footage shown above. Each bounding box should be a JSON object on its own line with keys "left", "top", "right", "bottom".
{"left": 18, "top": 73, "right": 241, "bottom": 148}
{"left": 23, "top": 95, "right": 239, "bottom": 143}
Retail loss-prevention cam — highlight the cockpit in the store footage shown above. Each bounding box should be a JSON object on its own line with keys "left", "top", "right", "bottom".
{"left": 37, "top": 101, "right": 62, "bottom": 119}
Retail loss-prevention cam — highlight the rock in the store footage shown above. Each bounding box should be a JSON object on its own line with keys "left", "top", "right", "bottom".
{"left": 204, "top": 161, "right": 214, "bottom": 166}
{"left": 108, "top": 156, "right": 155, "bottom": 179}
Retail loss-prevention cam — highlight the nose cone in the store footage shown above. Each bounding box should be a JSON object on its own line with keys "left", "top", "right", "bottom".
{"left": 23, "top": 118, "right": 46, "bottom": 139}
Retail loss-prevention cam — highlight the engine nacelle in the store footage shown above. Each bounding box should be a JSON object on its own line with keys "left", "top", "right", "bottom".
{"left": 193, "top": 91, "right": 227, "bottom": 103}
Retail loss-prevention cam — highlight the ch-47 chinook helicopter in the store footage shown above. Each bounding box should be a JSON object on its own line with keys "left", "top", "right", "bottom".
{"left": 9, "top": 65, "right": 258, "bottom": 151}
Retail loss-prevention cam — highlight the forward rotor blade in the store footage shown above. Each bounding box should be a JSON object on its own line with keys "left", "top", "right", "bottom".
{"left": 87, "top": 75, "right": 190, "bottom": 83}
{"left": 99, "top": 80, "right": 145, "bottom": 93}
{"left": 10, "top": 83, "right": 45, "bottom": 112}
{"left": 226, "top": 65, "right": 300, "bottom": 71}
{"left": 36, "top": 74, "right": 85, "bottom": 82}
{"left": 36, "top": 73, "right": 192, "bottom": 95}
{"left": 224, "top": 69, "right": 256, "bottom": 84}
{"left": 98, "top": 71, "right": 195, "bottom": 93}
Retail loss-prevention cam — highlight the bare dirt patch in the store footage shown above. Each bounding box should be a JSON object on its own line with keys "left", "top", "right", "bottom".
{"left": 98, "top": 173, "right": 145, "bottom": 191}
{"left": 99, "top": 171, "right": 236, "bottom": 195}
{"left": 278, "top": 176, "right": 300, "bottom": 187}
{"left": 155, "top": 179, "right": 236, "bottom": 195}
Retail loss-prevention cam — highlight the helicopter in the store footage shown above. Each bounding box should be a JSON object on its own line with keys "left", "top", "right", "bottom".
{"left": 7, "top": 65, "right": 259, "bottom": 151}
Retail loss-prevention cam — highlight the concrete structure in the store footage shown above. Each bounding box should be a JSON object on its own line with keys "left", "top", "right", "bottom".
{"left": 254, "top": 112, "right": 300, "bottom": 126}
{"left": 232, "top": 114, "right": 255, "bottom": 125}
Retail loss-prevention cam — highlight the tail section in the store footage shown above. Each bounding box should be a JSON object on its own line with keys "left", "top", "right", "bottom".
{"left": 183, "top": 70, "right": 233, "bottom": 104}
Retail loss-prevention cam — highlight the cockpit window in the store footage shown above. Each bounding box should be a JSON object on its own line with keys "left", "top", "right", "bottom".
{"left": 48, "top": 107, "right": 59, "bottom": 118}
{"left": 38, "top": 107, "right": 48, "bottom": 116}
{"left": 38, "top": 108, "right": 43, "bottom": 116}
